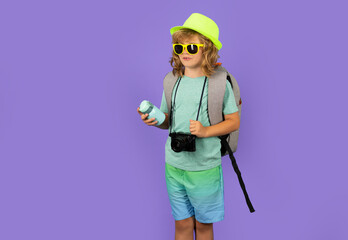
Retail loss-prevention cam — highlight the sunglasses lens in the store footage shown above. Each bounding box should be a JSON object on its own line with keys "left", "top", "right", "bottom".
{"left": 187, "top": 44, "right": 198, "bottom": 54}
{"left": 174, "top": 45, "right": 183, "bottom": 54}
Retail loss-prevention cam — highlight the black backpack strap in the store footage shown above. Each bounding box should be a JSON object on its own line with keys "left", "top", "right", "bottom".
{"left": 220, "top": 135, "right": 255, "bottom": 213}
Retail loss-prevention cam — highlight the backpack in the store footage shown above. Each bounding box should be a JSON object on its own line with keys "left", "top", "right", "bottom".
{"left": 163, "top": 64, "right": 255, "bottom": 213}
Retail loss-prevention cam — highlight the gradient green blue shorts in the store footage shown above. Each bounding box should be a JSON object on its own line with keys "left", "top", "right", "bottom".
{"left": 165, "top": 162, "right": 224, "bottom": 223}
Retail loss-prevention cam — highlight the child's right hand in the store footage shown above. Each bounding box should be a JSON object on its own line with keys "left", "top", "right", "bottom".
{"left": 137, "top": 107, "right": 158, "bottom": 126}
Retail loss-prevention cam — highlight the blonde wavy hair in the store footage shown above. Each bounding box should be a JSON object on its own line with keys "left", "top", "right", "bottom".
{"left": 169, "top": 28, "right": 220, "bottom": 78}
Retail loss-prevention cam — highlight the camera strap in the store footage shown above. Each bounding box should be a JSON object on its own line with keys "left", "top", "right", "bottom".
{"left": 169, "top": 76, "right": 208, "bottom": 135}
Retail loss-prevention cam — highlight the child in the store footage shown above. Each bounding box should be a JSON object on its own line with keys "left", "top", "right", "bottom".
{"left": 137, "top": 13, "right": 239, "bottom": 240}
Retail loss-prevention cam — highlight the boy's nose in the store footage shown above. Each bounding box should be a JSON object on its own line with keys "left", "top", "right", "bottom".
{"left": 183, "top": 48, "right": 190, "bottom": 55}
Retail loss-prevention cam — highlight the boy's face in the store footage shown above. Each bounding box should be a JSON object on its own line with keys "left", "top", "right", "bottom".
{"left": 178, "top": 35, "right": 204, "bottom": 70}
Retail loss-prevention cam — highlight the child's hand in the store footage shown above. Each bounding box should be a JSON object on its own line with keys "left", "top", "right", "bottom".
{"left": 189, "top": 120, "right": 207, "bottom": 138}
{"left": 137, "top": 107, "right": 158, "bottom": 126}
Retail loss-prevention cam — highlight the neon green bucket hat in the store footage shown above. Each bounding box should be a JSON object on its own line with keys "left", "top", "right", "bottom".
{"left": 170, "top": 13, "right": 222, "bottom": 50}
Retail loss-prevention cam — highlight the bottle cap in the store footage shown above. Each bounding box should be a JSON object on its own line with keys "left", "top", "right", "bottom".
{"left": 139, "top": 100, "right": 153, "bottom": 113}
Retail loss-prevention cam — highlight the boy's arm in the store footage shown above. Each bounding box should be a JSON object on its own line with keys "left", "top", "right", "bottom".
{"left": 204, "top": 111, "right": 240, "bottom": 138}
{"left": 155, "top": 113, "right": 169, "bottom": 130}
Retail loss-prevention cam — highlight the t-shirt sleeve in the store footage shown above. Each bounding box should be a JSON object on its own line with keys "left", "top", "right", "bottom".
{"left": 160, "top": 90, "right": 168, "bottom": 113}
{"left": 223, "top": 80, "right": 239, "bottom": 115}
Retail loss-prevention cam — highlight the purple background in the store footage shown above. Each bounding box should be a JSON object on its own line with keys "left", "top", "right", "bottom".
{"left": 0, "top": 0, "right": 347, "bottom": 239}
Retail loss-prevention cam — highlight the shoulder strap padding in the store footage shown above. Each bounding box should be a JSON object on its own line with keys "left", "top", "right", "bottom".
{"left": 208, "top": 65, "right": 227, "bottom": 125}
{"left": 163, "top": 70, "right": 179, "bottom": 125}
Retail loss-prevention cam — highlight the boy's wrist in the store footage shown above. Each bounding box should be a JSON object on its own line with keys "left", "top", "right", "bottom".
{"left": 203, "top": 126, "right": 210, "bottom": 138}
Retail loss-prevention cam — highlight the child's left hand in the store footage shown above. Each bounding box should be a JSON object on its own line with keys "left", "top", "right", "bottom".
{"left": 189, "top": 120, "right": 207, "bottom": 138}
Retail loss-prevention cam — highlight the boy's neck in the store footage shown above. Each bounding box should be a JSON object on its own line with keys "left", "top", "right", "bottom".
{"left": 184, "top": 67, "right": 205, "bottom": 78}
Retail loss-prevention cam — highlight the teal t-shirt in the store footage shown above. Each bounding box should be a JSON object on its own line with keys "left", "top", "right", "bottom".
{"left": 160, "top": 75, "right": 238, "bottom": 171}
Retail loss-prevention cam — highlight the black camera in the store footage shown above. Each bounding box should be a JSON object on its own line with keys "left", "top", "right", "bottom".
{"left": 169, "top": 132, "right": 196, "bottom": 152}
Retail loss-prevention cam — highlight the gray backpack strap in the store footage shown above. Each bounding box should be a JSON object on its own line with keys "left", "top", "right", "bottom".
{"left": 163, "top": 71, "right": 179, "bottom": 127}
{"left": 208, "top": 66, "right": 227, "bottom": 126}
{"left": 209, "top": 65, "right": 242, "bottom": 153}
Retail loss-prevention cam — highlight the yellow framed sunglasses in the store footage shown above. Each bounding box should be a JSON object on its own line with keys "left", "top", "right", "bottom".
{"left": 173, "top": 43, "right": 204, "bottom": 55}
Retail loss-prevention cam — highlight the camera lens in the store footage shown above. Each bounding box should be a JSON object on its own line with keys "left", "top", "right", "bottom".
{"left": 171, "top": 138, "right": 184, "bottom": 152}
